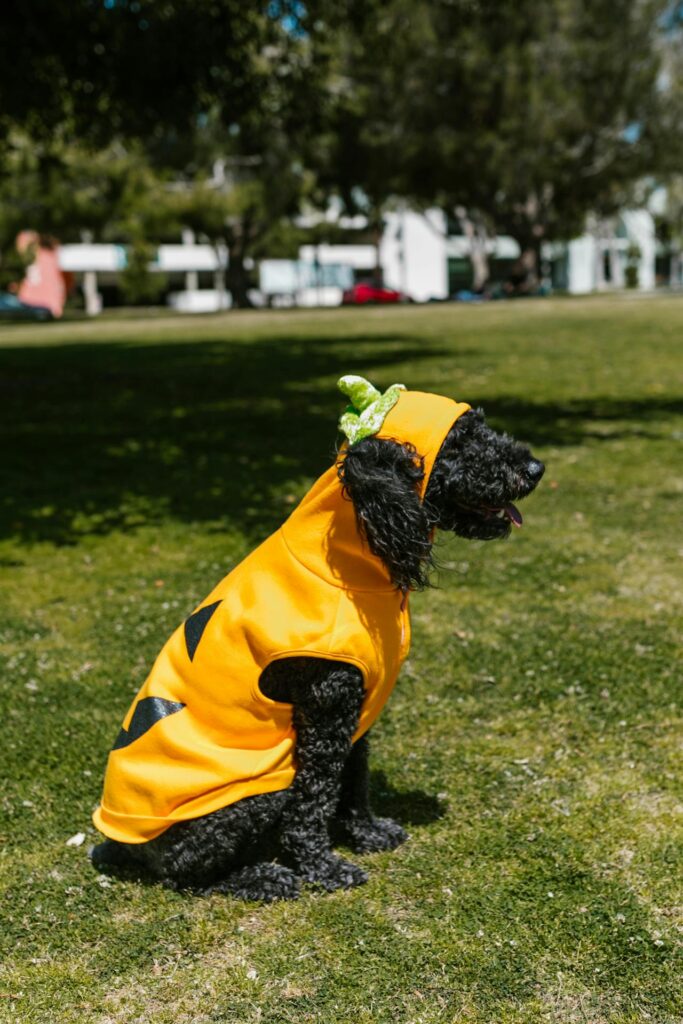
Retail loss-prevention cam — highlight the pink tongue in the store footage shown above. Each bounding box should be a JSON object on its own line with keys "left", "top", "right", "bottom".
{"left": 505, "top": 504, "right": 523, "bottom": 527}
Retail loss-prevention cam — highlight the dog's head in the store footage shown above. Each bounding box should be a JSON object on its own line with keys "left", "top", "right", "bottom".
{"left": 425, "top": 408, "right": 545, "bottom": 540}
{"left": 338, "top": 406, "right": 544, "bottom": 592}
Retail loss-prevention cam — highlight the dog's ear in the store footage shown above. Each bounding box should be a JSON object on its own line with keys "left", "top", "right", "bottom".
{"left": 337, "top": 437, "right": 433, "bottom": 591}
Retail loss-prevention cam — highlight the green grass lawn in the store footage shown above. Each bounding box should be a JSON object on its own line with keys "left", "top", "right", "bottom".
{"left": 0, "top": 296, "right": 681, "bottom": 1023}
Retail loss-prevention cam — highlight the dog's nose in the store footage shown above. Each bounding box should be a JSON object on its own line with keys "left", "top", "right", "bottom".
{"left": 527, "top": 459, "right": 545, "bottom": 482}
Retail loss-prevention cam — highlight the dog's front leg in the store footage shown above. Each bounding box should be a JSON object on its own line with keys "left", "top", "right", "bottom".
{"left": 335, "top": 732, "right": 409, "bottom": 853}
{"left": 279, "top": 665, "right": 369, "bottom": 891}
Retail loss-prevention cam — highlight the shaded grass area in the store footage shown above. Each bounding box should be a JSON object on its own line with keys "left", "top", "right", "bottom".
{"left": 0, "top": 296, "right": 681, "bottom": 1023}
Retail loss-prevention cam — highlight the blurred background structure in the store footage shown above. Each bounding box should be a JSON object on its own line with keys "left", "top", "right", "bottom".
{"left": 1, "top": 1, "right": 682, "bottom": 316}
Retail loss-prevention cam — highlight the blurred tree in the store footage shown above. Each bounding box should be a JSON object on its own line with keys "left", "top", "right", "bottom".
{"left": 3, "top": 0, "right": 679, "bottom": 302}
{"left": 624, "top": 242, "right": 642, "bottom": 289}
{"left": 0, "top": 1, "right": 283, "bottom": 148}
{"left": 0, "top": 1, "right": 329, "bottom": 307}
{"left": 308, "top": 0, "right": 424, "bottom": 280}
{"left": 169, "top": 159, "right": 310, "bottom": 309}
{"left": 0, "top": 236, "right": 33, "bottom": 292}
{"left": 318, "top": 0, "right": 682, "bottom": 290}
{"left": 0, "top": 131, "right": 168, "bottom": 244}
{"left": 0, "top": 131, "right": 177, "bottom": 299}
{"left": 419, "top": 0, "right": 683, "bottom": 288}
{"left": 140, "top": 10, "right": 328, "bottom": 308}
{"left": 138, "top": 64, "right": 318, "bottom": 307}
{"left": 119, "top": 239, "right": 167, "bottom": 305}
{"left": 654, "top": 176, "right": 683, "bottom": 285}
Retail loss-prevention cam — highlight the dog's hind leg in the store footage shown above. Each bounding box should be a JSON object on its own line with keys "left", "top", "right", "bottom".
{"left": 93, "top": 790, "right": 298, "bottom": 900}
{"left": 164, "top": 792, "right": 301, "bottom": 901}
{"left": 91, "top": 838, "right": 139, "bottom": 872}
{"left": 334, "top": 732, "right": 409, "bottom": 853}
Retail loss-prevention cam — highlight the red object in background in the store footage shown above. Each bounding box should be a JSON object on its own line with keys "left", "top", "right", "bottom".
{"left": 341, "top": 282, "right": 405, "bottom": 305}
{"left": 16, "top": 231, "right": 67, "bottom": 318}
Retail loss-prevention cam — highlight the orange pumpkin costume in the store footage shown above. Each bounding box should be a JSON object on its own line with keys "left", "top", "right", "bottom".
{"left": 93, "top": 389, "right": 470, "bottom": 843}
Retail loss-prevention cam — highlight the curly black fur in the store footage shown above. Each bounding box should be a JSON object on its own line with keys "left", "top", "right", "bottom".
{"left": 92, "top": 406, "right": 543, "bottom": 901}
{"left": 338, "top": 438, "right": 432, "bottom": 591}
{"left": 425, "top": 408, "right": 544, "bottom": 542}
{"left": 93, "top": 659, "right": 375, "bottom": 899}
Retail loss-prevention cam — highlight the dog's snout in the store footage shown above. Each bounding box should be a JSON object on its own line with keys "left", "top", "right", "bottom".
{"left": 527, "top": 459, "right": 545, "bottom": 483}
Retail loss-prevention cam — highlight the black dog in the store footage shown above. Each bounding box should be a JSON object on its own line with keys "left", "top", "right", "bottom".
{"left": 93, "top": 406, "right": 544, "bottom": 901}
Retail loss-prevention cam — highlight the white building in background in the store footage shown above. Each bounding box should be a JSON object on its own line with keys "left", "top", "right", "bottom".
{"left": 59, "top": 239, "right": 232, "bottom": 315}
{"left": 559, "top": 210, "right": 657, "bottom": 294}
{"left": 55, "top": 205, "right": 660, "bottom": 313}
{"left": 274, "top": 208, "right": 450, "bottom": 305}
{"left": 266, "top": 207, "right": 659, "bottom": 305}
{"left": 381, "top": 208, "right": 449, "bottom": 301}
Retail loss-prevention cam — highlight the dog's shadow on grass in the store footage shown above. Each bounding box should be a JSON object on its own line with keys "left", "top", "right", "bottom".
{"left": 368, "top": 770, "right": 447, "bottom": 826}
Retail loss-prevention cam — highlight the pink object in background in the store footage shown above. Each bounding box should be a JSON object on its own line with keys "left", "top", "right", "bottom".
{"left": 16, "top": 231, "right": 67, "bottom": 317}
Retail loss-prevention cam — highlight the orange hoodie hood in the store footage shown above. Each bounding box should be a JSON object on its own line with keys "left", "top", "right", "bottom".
{"left": 283, "top": 389, "right": 471, "bottom": 591}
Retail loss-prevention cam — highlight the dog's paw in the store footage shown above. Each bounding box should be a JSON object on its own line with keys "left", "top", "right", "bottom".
{"left": 300, "top": 853, "right": 368, "bottom": 892}
{"left": 339, "top": 816, "right": 409, "bottom": 853}
{"left": 204, "top": 863, "right": 301, "bottom": 902}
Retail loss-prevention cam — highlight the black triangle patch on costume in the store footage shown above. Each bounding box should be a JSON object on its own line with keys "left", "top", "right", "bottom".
{"left": 184, "top": 599, "right": 222, "bottom": 662}
{"left": 112, "top": 697, "right": 186, "bottom": 751}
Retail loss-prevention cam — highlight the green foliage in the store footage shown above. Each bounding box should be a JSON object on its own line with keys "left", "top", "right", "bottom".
{"left": 0, "top": 1, "right": 681, "bottom": 302}
{"left": 0, "top": 240, "right": 33, "bottom": 292}
{"left": 655, "top": 176, "right": 683, "bottom": 246}
{"left": 0, "top": 1, "right": 292, "bottom": 146}
{"left": 625, "top": 244, "right": 641, "bottom": 289}
{"left": 0, "top": 298, "right": 682, "bottom": 1022}
{"left": 155, "top": 98, "right": 318, "bottom": 306}
{"left": 0, "top": 131, "right": 173, "bottom": 248}
{"left": 0, "top": 3, "right": 327, "bottom": 307}
{"left": 118, "top": 240, "right": 167, "bottom": 305}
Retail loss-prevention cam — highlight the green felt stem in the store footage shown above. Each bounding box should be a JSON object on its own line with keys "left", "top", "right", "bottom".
{"left": 337, "top": 375, "right": 405, "bottom": 444}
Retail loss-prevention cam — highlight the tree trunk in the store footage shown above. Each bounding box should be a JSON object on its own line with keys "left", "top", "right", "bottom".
{"left": 225, "top": 254, "right": 253, "bottom": 308}
{"left": 591, "top": 217, "right": 607, "bottom": 291}
{"left": 455, "top": 207, "right": 490, "bottom": 291}
{"left": 507, "top": 197, "right": 546, "bottom": 294}
{"left": 370, "top": 209, "right": 384, "bottom": 286}
{"left": 470, "top": 243, "right": 489, "bottom": 292}
{"left": 507, "top": 238, "right": 542, "bottom": 295}
{"left": 80, "top": 230, "right": 102, "bottom": 314}
{"left": 211, "top": 240, "right": 229, "bottom": 309}
{"left": 608, "top": 222, "right": 625, "bottom": 290}
{"left": 224, "top": 214, "right": 258, "bottom": 309}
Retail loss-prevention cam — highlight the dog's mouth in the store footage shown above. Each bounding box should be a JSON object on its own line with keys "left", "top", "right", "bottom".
{"left": 455, "top": 499, "right": 524, "bottom": 528}
{"left": 483, "top": 503, "right": 523, "bottom": 528}
{"left": 436, "top": 457, "right": 544, "bottom": 543}
{"left": 440, "top": 498, "right": 526, "bottom": 541}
